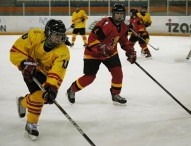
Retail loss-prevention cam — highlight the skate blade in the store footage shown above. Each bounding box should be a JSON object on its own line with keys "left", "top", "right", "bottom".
{"left": 138, "top": 55, "right": 152, "bottom": 60}
{"left": 113, "top": 101, "right": 127, "bottom": 106}
{"left": 24, "top": 132, "right": 38, "bottom": 141}
{"left": 145, "top": 56, "right": 152, "bottom": 59}
{"left": 174, "top": 58, "right": 190, "bottom": 62}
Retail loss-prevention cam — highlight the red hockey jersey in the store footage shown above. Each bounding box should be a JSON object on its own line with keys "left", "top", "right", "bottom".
{"left": 130, "top": 16, "right": 146, "bottom": 33}
{"left": 84, "top": 17, "right": 131, "bottom": 60}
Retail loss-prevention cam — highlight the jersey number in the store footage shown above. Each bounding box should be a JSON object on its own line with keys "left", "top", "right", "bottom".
{"left": 22, "top": 33, "right": 28, "bottom": 39}
{"left": 62, "top": 60, "right": 69, "bottom": 69}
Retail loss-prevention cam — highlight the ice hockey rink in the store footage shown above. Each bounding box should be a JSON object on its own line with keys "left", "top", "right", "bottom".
{"left": 0, "top": 35, "right": 191, "bottom": 146}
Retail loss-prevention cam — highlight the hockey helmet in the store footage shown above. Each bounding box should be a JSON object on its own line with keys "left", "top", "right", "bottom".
{"left": 141, "top": 4, "right": 147, "bottom": 10}
{"left": 75, "top": 4, "right": 80, "bottom": 12}
{"left": 130, "top": 9, "right": 138, "bottom": 18}
{"left": 112, "top": 4, "right": 126, "bottom": 25}
{"left": 140, "top": 4, "right": 147, "bottom": 14}
{"left": 45, "top": 19, "right": 66, "bottom": 48}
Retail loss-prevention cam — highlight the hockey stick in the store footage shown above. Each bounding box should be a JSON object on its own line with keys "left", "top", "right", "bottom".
{"left": 32, "top": 77, "right": 96, "bottom": 146}
{"left": 186, "top": 49, "right": 191, "bottom": 60}
{"left": 65, "top": 20, "right": 82, "bottom": 32}
{"left": 186, "top": 35, "right": 191, "bottom": 59}
{"left": 134, "top": 62, "right": 191, "bottom": 115}
{"left": 124, "top": 19, "right": 159, "bottom": 51}
{"left": 130, "top": 28, "right": 159, "bottom": 51}
{"left": 67, "top": 18, "right": 85, "bottom": 32}
{"left": 66, "top": 26, "right": 72, "bottom": 32}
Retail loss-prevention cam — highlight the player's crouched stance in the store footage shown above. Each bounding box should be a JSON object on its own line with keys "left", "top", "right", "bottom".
{"left": 10, "top": 19, "right": 70, "bottom": 140}
{"left": 66, "top": 4, "right": 136, "bottom": 105}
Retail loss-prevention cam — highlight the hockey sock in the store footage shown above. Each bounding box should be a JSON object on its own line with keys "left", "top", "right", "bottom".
{"left": 109, "top": 67, "right": 122, "bottom": 94}
{"left": 26, "top": 91, "right": 44, "bottom": 123}
{"left": 71, "top": 75, "right": 96, "bottom": 92}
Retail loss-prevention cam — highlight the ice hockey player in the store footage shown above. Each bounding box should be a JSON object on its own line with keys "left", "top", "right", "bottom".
{"left": 10, "top": 19, "right": 70, "bottom": 140}
{"left": 71, "top": 4, "right": 88, "bottom": 47}
{"left": 66, "top": 4, "right": 136, "bottom": 105}
{"left": 137, "top": 5, "right": 152, "bottom": 28}
{"left": 129, "top": 8, "right": 152, "bottom": 58}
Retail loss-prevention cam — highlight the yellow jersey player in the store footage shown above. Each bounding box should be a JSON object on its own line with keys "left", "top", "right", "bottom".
{"left": 137, "top": 5, "right": 152, "bottom": 58}
{"left": 71, "top": 4, "right": 88, "bottom": 47}
{"left": 10, "top": 19, "right": 70, "bottom": 140}
{"left": 137, "top": 4, "right": 152, "bottom": 28}
{"left": 129, "top": 9, "right": 152, "bottom": 58}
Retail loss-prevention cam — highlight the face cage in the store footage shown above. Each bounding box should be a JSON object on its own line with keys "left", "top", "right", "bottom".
{"left": 130, "top": 11, "right": 137, "bottom": 18}
{"left": 141, "top": 8, "right": 147, "bottom": 13}
{"left": 47, "top": 31, "right": 65, "bottom": 48}
{"left": 112, "top": 12, "right": 126, "bottom": 24}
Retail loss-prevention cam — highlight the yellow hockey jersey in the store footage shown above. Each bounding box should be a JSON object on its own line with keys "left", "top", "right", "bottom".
{"left": 137, "top": 13, "right": 152, "bottom": 27}
{"left": 10, "top": 28, "right": 70, "bottom": 89}
{"left": 72, "top": 9, "right": 88, "bottom": 28}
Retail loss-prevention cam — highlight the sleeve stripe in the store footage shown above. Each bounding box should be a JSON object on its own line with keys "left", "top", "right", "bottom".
{"left": 10, "top": 46, "right": 33, "bottom": 59}
{"left": 47, "top": 72, "right": 63, "bottom": 84}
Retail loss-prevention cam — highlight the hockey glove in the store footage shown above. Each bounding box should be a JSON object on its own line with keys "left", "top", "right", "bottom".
{"left": 93, "top": 44, "right": 113, "bottom": 57}
{"left": 71, "top": 24, "right": 75, "bottom": 28}
{"left": 42, "top": 83, "right": 58, "bottom": 104}
{"left": 126, "top": 50, "right": 137, "bottom": 64}
{"left": 64, "top": 37, "right": 72, "bottom": 46}
{"left": 20, "top": 59, "right": 37, "bottom": 82}
{"left": 80, "top": 17, "right": 85, "bottom": 22}
{"left": 144, "top": 22, "right": 151, "bottom": 27}
{"left": 128, "top": 24, "right": 133, "bottom": 32}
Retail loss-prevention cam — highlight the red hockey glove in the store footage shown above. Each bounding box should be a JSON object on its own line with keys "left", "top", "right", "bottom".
{"left": 20, "top": 59, "right": 37, "bottom": 82}
{"left": 93, "top": 44, "right": 113, "bottom": 57}
{"left": 42, "top": 83, "right": 58, "bottom": 104}
{"left": 126, "top": 50, "right": 137, "bottom": 64}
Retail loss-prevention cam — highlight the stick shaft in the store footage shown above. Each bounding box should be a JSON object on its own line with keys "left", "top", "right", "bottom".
{"left": 130, "top": 28, "right": 159, "bottom": 51}
{"left": 186, "top": 49, "right": 191, "bottom": 59}
{"left": 135, "top": 62, "right": 191, "bottom": 115}
{"left": 32, "top": 77, "right": 96, "bottom": 146}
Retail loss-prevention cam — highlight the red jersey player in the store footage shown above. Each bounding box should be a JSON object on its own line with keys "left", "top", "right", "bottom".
{"left": 66, "top": 4, "right": 136, "bottom": 105}
{"left": 129, "top": 9, "right": 152, "bottom": 58}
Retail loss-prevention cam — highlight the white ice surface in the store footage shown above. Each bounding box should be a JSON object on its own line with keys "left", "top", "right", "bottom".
{"left": 0, "top": 35, "right": 191, "bottom": 146}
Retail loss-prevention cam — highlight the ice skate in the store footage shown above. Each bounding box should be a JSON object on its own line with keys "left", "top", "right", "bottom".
{"left": 70, "top": 43, "right": 74, "bottom": 47}
{"left": 110, "top": 89, "right": 126, "bottom": 105}
{"left": 141, "top": 49, "right": 152, "bottom": 58}
{"left": 16, "top": 96, "right": 26, "bottom": 118}
{"left": 66, "top": 88, "right": 75, "bottom": 104}
{"left": 25, "top": 122, "right": 39, "bottom": 141}
{"left": 83, "top": 43, "right": 87, "bottom": 47}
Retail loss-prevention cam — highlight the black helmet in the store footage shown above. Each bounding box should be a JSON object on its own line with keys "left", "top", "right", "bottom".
{"left": 45, "top": 19, "right": 66, "bottom": 38}
{"left": 130, "top": 9, "right": 138, "bottom": 17}
{"left": 75, "top": 4, "right": 80, "bottom": 8}
{"left": 44, "top": 19, "right": 66, "bottom": 48}
{"left": 140, "top": 4, "right": 147, "bottom": 14}
{"left": 141, "top": 4, "right": 147, "bottom": 9}
{"left": 112, "top": 4, "right": 126, "bottom": 25}
{"left": 112, "top": 4, "right": 126, "bottom": 14}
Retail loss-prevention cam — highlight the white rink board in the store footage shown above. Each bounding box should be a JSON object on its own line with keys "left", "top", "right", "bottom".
{"left": 0, "top": 16, "right": 191, "bottom": 35}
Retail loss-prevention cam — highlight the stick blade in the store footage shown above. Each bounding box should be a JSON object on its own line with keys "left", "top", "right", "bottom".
{"left": 155, "top": 47, "right": 160, "bottom": 51}
{"left": 174, "top": 58, "right": 190, "bottom": 62}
